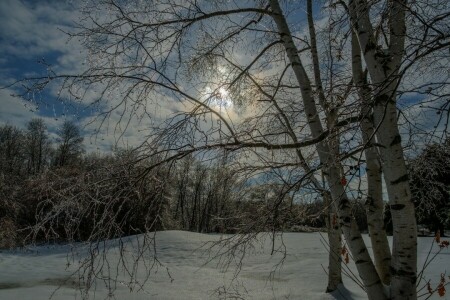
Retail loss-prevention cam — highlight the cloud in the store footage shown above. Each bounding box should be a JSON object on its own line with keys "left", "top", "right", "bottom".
{"left": 0, "top": 1, "right": 135, "bottom": 151}
{"left": 2, "top": 0, "right": 444, "bottom": 161}
{"left": 0, "top": 87, "right": 115, "bottom": 152}
{"left": 1, "top": 1, "right": 296, "bottom": 155}
{"left": 0, "top": 88, "right": 39, "bottom": 127}
{"left": 0, "top": 0, "right": 79, "bottom": 58}
{"left": 0, "top": 87, "right": 61, "bottom": 138}
{"left": 1, "top": 0, "right": 207, "bottom": 152}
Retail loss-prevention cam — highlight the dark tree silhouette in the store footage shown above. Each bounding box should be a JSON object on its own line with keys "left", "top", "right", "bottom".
{"left": 25, "top": 118, "right": 51, "bottom": 174}
{"left": 54, "top": 120, "right": 84, "bottom": 167}
{"left": 409, "top": 139, "right": 450, "bottom": 236}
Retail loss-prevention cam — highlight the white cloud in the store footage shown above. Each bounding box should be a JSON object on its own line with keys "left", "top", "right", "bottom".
{"left": 0, "top": 87, "right": 61, "bottom": 137}
{"left": 0, "top": 88, "right": 39, "bottom": 127}
{"left": 0, "top": 0, "right": 79, "bottom": 58}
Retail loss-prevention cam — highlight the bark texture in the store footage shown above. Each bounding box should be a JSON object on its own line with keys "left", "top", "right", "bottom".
{"left": 351, "top": 31, "right": 392, "bottom": 285}
{"left": 349, "top": 1, "right": 417, "bottom": 298}
{"left": 269, "top": 1, "right": 386, "bottom": 299}
{"left": 324, "top": 192, "right": 342, "bottom": 292}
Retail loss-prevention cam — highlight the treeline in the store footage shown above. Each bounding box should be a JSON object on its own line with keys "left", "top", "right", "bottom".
{"left": 0, "top": 119, "right": 323, "bottom": 248}
{"left": 1, "top": 119, "right": 448, "bottom": 248}
{"left": 0, "top": 119, "right": 84, "bottom": 176}
{"left": 0, "top": 118, "right": 84, "bottom": 247}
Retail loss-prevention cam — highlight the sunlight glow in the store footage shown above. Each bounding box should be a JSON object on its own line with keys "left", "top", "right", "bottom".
{"left": 205, "top": 86, "right": 233, "bottom": 110}
{"left": 219, "top": 87, "right": 228, "bottom": 98}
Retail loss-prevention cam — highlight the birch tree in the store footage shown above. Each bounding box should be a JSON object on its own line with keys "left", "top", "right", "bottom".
{"left": 12, "top": 0, "right": 449, "bottom": 298}
{"left": 54, "top": 120, "right": 84, "bottom": 167}
{"left": 269, "top": 1, "right": 386, "bottom": 298}
{"left": 351, "top": 30, "right": 392, "bottom": 285}
{"left": 348, "top": 1, "right": 419, "bottom": 298}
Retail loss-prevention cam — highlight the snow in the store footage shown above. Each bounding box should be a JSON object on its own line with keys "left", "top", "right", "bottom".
{"left": 0, "top": 231, "right": 448, "bottom": 299}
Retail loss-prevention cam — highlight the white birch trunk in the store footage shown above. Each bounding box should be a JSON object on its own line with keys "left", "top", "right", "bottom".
{"left": 349, "top": 1, "right": 417, "bottom": 298}
{"left": 324, "top": 191, "right": 342, "bottom": 292}
{"left": 269, "top": 1, "right": 386, "bottom": 298}
{"left": 351, "top": 31, "right": 392, "bottom": 285}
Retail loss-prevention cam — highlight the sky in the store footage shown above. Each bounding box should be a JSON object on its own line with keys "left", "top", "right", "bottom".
{"left": 0, "top": 0, "right": 320, "bottom": 153}
{"left": 0, "top": 0, "right": 447, "bottom": 159}
{"left": 0, "top": 0, "right": 90, "bottom": 145}
{"left": 0, "top": 0, "right": 160, "bottom": 152}
{"left": 0, "top": 1, "right": 240, "bottom": 152}
{"left": 0, "top": 0, "right": 447, "bottom": 209}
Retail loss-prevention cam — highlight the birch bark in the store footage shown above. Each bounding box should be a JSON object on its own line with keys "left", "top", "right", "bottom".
{"left": 351, "top": 31, "right": 392, "bottom": 285}
{"left": 324, "top": 191, "right": 343, "bottom": 292}
{"left": 269, "top": 1, "right": 386, "bottom": 298}
{"left": 348, "top": 1, "right": 417, "bottom": 298}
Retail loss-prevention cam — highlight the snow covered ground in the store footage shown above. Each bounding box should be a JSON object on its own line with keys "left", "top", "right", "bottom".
{"left": 0, "top": 231, "right": 448, "bottom": 299}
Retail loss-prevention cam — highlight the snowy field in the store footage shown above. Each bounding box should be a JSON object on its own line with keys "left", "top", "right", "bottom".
{"left": 0, "top": 231, "right": 448, "bottom": 299}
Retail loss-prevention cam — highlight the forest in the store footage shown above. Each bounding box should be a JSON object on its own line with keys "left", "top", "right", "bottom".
{"left": 0, "top": 118, "right": 341, "bottom": 247}
{"left": 0, "top": 118, "right": 449, "bottom": 298}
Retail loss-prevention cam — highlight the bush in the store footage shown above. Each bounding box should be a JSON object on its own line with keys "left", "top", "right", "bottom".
{"left": 0, "top": 217, "right": 18, "bottom": 249}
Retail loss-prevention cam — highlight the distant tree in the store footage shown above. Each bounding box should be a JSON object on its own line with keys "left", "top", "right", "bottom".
{"left": 352, "top": 200, "right": 368, "bottom": 232}
{"left": 0, "top": 124, "right": 25, "bottom": 176}
{"left": 54, "top": 120, "right": 84, "bottom": 167}
{"left": 0, "top": 124, "right": 26, "bottom": 248}
{"left": 25, "top": 118, "right": 51, "bottom": 174}
{"left": 409, "top": 140, "right": 450, "bottom": 236}
{"left": 172, "top": 154, "right": 244, "bottom": 233}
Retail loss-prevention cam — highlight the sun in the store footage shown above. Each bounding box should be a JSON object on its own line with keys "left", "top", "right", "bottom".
{"left": 205, "top": 86, "right": 233, "bottom": 109}
{"left": 215, "top": 87, "right": 233, "bottom": 109}
{"left": 218, "top": 87, "right": 228, "bottom": 98}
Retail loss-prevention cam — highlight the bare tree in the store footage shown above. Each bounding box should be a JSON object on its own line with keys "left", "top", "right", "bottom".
{"left": 175, "top": 154, "right": 243, "bottom": 233}
{"left": 54, "top": 120, "right": 84, "bottom": 167}
{"left": 0, "top": 124, "right": 25, "bottom": 176}
{"left": 10, "top": 0, "right": 449, "bottom": 298}
{"left": 25, "top": 118, "right": 51, "bottom": 175}
{"left": 0, "top": 124, "right": 25, "bottom": 248}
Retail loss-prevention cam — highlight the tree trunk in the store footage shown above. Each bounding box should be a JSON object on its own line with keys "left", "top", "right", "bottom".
{"left": 269, "top": 1, "right": 386, "bottom": 298}
{"left": 305, "top": 2, "right": 343, "bottom": 290}
{"left": 351, "top": 31, "right": 392, "bottom": 285}
{"left": 348, "top": 1, "right": 417, "bottom": 298}
{"left": 324, "top": 192, "right": 342, "bottom": 292}
{"left": 373, "top": 87, "right": 417, "bottom": 299}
